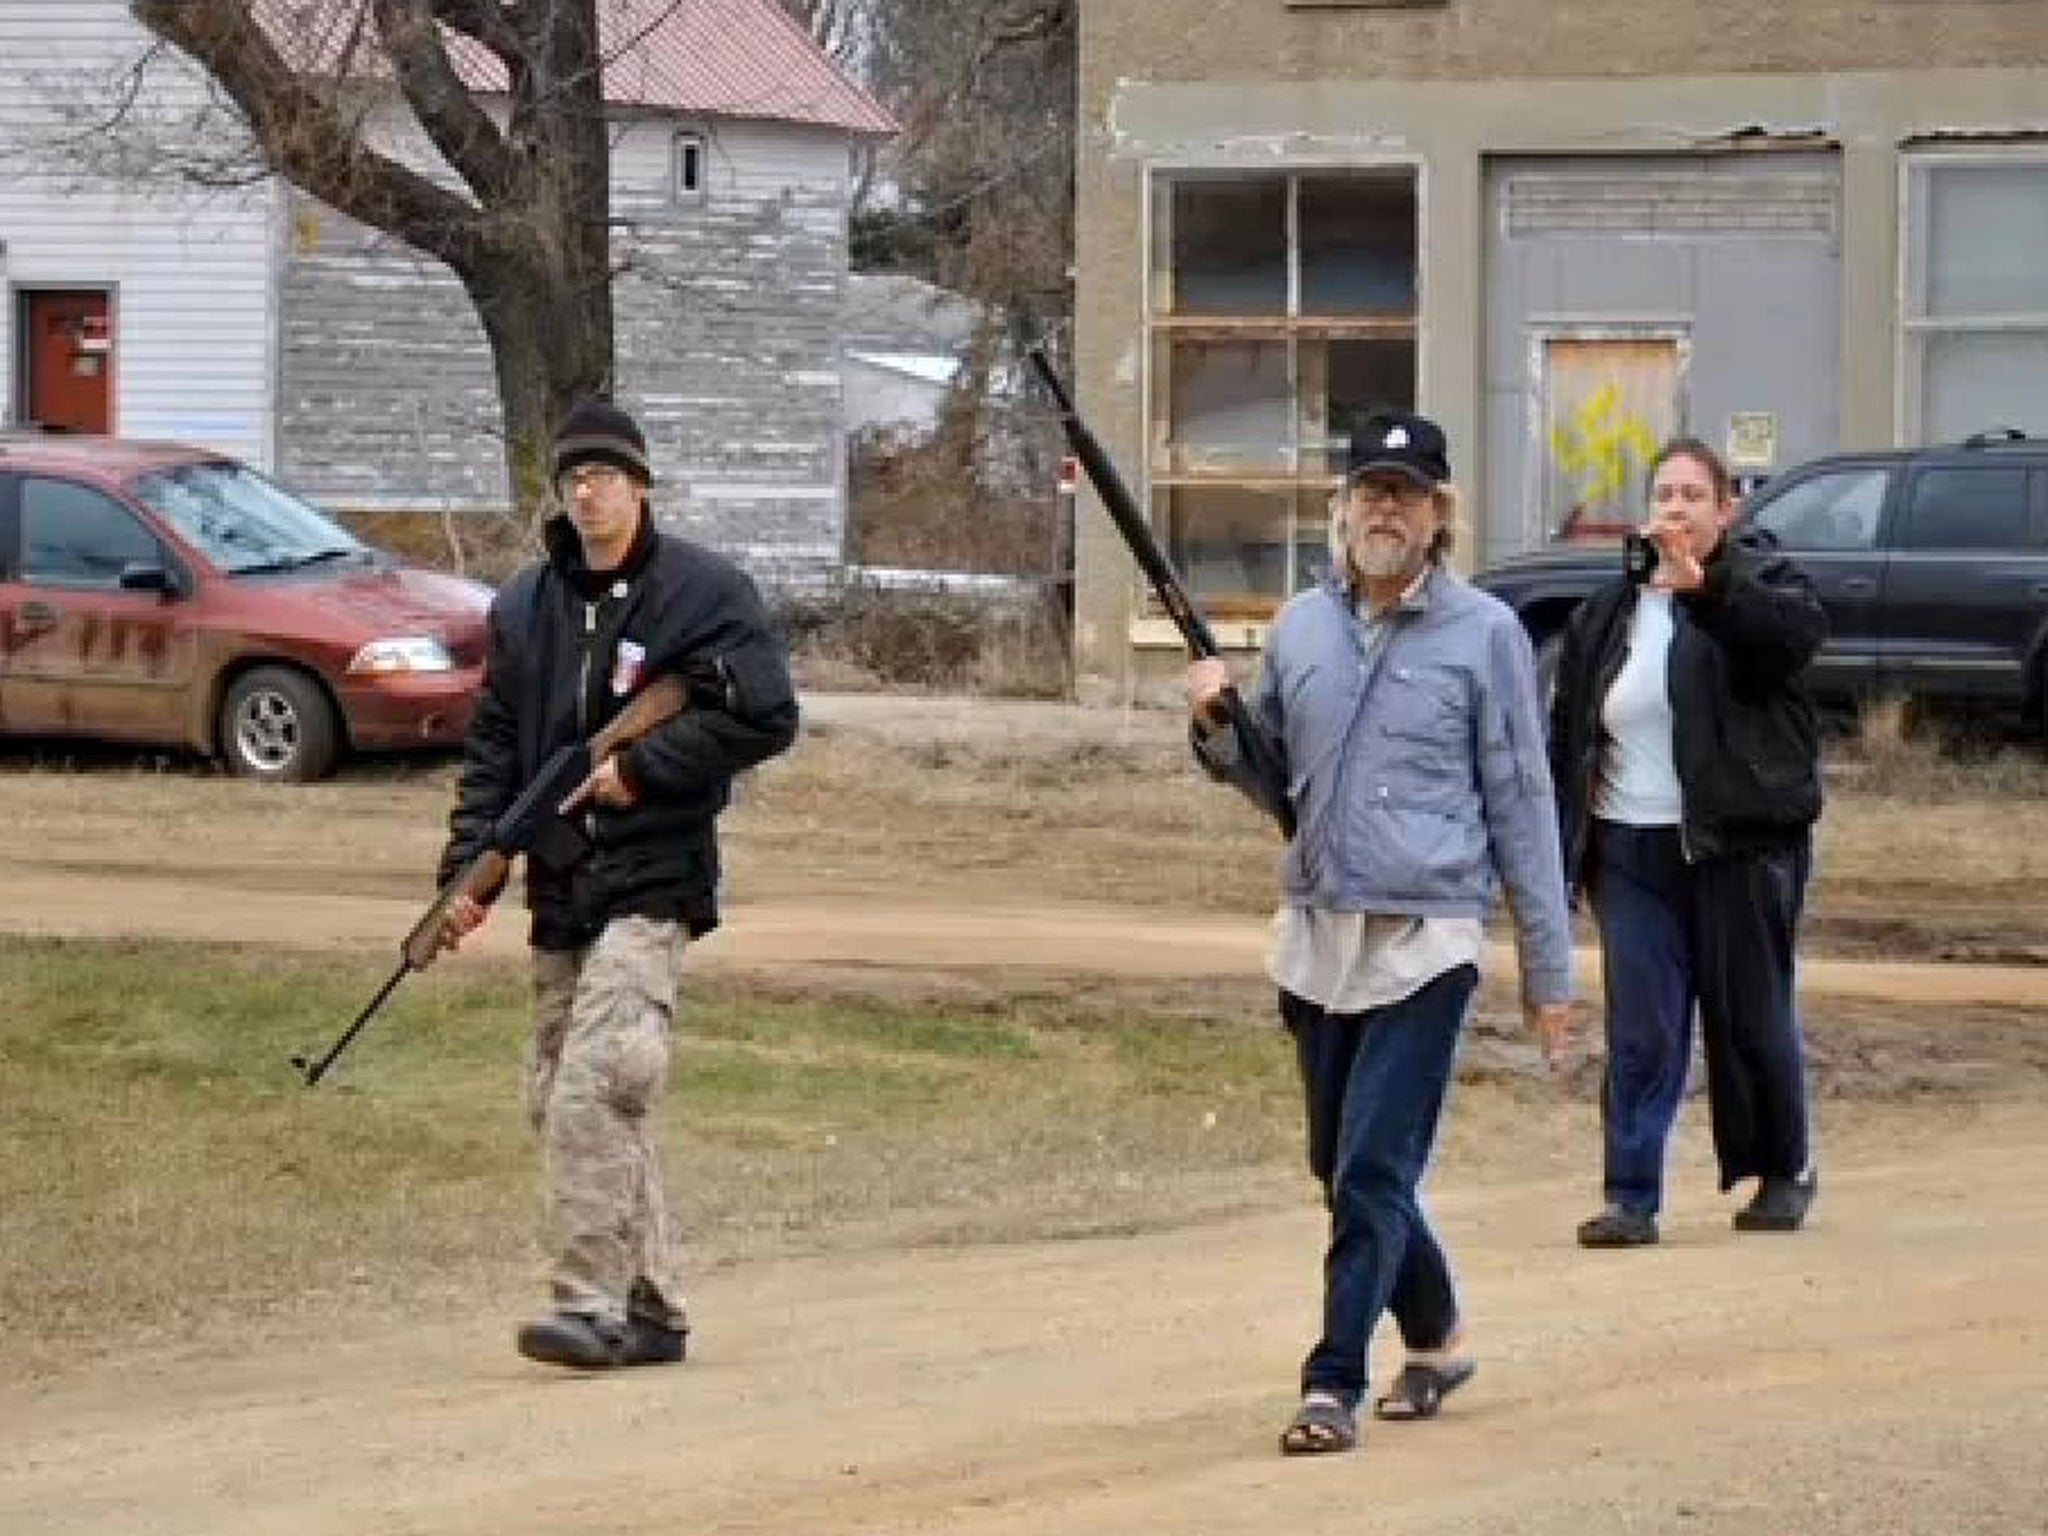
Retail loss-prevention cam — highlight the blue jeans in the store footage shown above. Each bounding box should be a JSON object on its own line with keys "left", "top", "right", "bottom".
{"left": 1590, "top": 821, "right": 1812, "bottom": 1215}
{"left": 1282, "top": 963, "right": 1476, "bottom": 1406}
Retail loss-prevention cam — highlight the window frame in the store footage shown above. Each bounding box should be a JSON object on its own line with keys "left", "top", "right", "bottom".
{"left": 1747, "top": 462, "right": 1894, "bottom": 554}
{"left": 1895, "top": 462, "right": 2034, "bottom": 552}
{"left": 673, "top": 129, "right": 707, "bottom": 206}
{"left": 17, "top": 473, "right": 168, "bottom": 591}
{"left": 1896, "top": 147, "right": 2048, "bottom": 445}
{"left": 1139, "top": 160, "right": 1425, "bottom": 626}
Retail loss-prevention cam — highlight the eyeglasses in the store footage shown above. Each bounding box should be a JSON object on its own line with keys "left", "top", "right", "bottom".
{"left": 558, "top": 463, "right": 628, "bottom": 496}
{"left": 1350, "top": 479, "right": 1432, "bottom": 507}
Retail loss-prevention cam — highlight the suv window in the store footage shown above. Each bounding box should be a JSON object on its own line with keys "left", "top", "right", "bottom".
{"left": 20, "top": 477, "right": 161, "bottom": 587}
{"left": 1750, "top": 467, "right": 1889, "bottom": 552}
{"left": 1896, "top": 466, "right": 2032, "bottom": 550}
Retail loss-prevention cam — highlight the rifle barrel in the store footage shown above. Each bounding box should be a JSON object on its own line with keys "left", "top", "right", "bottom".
{"left": 293, "top": 957, "right": 409, "bottom": 1086}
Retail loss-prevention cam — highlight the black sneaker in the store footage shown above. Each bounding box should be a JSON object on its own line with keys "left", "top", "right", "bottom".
{"left": 517, "top": 1311, "right": 626, "bottom": 1369}
{"left": 620, "top": 1316, "right": 688, "bottom": 1365}
{"left": 517, "top": 1311, "right": 690, "bottom": 1368}
{"left": 1733, "top": 1170, "right": 1817, "bottom": 1232}
{"left": 1576, "top": 1204, "right": 1659, "bottom": 1248}
{"left": 624, "top": 1277, "right": 689, "bottom": 1364}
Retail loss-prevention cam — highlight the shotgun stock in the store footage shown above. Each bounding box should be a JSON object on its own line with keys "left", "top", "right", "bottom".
{"left": 1027, "top": 345, "right": 1295, "bottom": 837}
{"left": 291, "top": 674, "right": 693, "bottom": 1086}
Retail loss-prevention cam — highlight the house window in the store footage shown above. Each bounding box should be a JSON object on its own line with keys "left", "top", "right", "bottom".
{"left": 1146, "top": 169, "right": 1418, "bottom": 617}
{"left": 1902, "top": 155, "right": 2048, "bottom": 442}
{"left": 674, "top": 131, "right": 706, "bottom": 203}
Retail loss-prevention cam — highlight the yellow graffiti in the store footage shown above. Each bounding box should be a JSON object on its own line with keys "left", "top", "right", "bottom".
{"left": 1550, "top": 384, "right": 1658, "bottom": 509}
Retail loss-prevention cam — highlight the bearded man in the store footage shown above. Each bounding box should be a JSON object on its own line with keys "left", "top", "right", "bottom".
{"left": 1188, "top": 410, "right": 1574, "bottom": 1456}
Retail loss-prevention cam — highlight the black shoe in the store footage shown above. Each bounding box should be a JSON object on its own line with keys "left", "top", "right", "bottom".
{"left": 516, "top": 1311, "right": 688, "bottom": 1369}
{"left": 620, "top": 1316, "right": 688, "bottom": 1365}
{"left": 1576, "top": 1204, "right": 1659, "bottom": 1248}
{"left": 517, "top": 1311, "right": 626, "bottom": 1369}
{"left": 624, "top": 1277, "right": 689, "bottom": 1364}
{"left": 1733, "top": 1170, "right": 1817, "bottom": 1232}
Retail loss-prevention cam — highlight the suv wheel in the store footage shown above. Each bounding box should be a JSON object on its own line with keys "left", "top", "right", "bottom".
{"left": 220, "top": 666, "right": 339, "bottom": 782}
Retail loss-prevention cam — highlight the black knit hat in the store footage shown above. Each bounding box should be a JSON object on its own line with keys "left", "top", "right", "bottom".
{"left": 553, "top": 398, "right": 652, "bottom": 484}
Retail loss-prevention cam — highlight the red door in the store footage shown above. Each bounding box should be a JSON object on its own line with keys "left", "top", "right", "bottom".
{"left": 23, "top": 291, "right": 114, "bottom": 434}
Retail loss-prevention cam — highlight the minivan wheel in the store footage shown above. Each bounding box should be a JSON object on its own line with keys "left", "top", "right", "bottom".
{"left": 220, "top": 666, "right": 340, "bottom": 782}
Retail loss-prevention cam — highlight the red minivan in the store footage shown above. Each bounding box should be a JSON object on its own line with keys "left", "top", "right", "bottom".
{"left": 0, "top": 433, "right": 492, "bottom": 781}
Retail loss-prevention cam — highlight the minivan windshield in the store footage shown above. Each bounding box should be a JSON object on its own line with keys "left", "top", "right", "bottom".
{"left": 131, "top": 460, "right": 374, "bottom": 576}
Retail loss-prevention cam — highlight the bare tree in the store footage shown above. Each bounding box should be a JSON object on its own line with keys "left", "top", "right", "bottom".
{"left": 847, "top": 0, "right": 1074, "bottom": 579}
{"left": 127, "top": 0, "right": 619, "bottom": 517}
{"left": 774, "top": 0, "right": 870, "bottom": 63}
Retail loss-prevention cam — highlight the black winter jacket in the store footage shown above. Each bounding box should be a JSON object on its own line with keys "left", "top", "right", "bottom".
{"left": 1549, "top": 526, "right": 1827, "bottom": 889}
{"left": 439, "top": 512, "right": 799, "bottom": 949}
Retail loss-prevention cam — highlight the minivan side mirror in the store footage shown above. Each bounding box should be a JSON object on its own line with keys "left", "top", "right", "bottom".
{"left": 118, "top": 561, "right": 181, "bottom": 596}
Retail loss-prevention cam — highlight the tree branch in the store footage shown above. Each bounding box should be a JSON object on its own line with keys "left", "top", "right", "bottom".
{"left": 131, "top": 0, "right": 495, "bottom": 272}
{"left": 370, "top": 0, "right": 525, "bottom": 208}
{"left": 427, "top": 0, "right": 527, "bottom": 60}
{"left": 987, "top": 0, "right": 1070, "bottom": 49}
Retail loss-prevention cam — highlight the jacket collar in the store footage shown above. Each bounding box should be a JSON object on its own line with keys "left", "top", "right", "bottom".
{"left": 543, "top": 507, "right": 659, "bottom": 599}
{"left": 1318, "top": 560, "right": 1447, "bottom": 616}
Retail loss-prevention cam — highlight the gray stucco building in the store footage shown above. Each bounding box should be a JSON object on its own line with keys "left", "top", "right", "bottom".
{"left": 1071, "top": 0, "right": 2048, "bottom": 694}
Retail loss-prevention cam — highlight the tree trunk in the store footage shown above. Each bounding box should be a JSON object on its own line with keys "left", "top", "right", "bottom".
{"left": 467, "top": 252, "right": 611, "bottom": 529}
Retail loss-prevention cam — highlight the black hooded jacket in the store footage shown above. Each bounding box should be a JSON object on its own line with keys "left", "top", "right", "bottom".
{"left": 1548, "top": 525, "right": 1827, "bottom": 889}
{"left": 439, "top": 511, "right": 799, "bottom": 949}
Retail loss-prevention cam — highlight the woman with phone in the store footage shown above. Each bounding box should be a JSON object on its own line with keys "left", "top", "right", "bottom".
{"left": 1547, "top": 437, "right": 1828, "bottom": 1246}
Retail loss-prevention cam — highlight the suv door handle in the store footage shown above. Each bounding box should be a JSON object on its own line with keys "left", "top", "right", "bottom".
{"left": 1840, "top": 577, "right": 1875, "bottom": 595}
{"left": 19, "top": 600, "right": 62, "bottom": 629}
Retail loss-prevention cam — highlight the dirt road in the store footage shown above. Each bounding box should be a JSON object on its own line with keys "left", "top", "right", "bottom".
{"left": 4, "top": 1101, "right": 2043, "bottom": 1536}
{"left": 4, "top": 865, "right": 2047, "bottom": 1009}
{"left": 4, "top": 701, "right": 2046, "bottom": 1533}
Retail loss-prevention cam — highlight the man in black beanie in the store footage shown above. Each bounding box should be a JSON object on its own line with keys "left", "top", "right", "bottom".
{"left": 436, "top": 398, "right": 798, "bottom": 1368}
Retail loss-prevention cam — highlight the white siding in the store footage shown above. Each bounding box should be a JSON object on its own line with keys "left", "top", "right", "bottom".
{"left": 611, "top": 114, "right": 854, "bottom": 205}
{"left": 0, "top": 1, "right": 277, "bottom": 466}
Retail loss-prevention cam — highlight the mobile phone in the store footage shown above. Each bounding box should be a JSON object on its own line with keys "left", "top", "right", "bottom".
{"left": 1622, "top": 531, "right": 1659, "bottom": 585}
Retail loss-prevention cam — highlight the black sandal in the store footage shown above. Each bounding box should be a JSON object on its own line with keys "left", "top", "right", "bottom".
{"left": 1279, "top": 1391, "right": 1358, "bottom": 1455}
{"left": 1372, "top": 1360, "right": 1476, "bottom": 1421}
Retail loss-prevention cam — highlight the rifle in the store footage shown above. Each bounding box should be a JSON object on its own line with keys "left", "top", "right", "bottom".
{"left": 1026, "top": 345, "right": 1295, "bottom": 837}
{"left": 290, "top": 673, "right": 693, "bottom": 1086}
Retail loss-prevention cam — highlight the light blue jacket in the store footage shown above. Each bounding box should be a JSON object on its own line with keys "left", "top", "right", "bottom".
{"left": 1196, "top": 566, "right": 1574, "bottom": 1005}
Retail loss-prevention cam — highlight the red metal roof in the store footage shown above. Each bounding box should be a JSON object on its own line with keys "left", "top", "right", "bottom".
{"left": 253, "top": 0, "right": 897, "bottom": 136}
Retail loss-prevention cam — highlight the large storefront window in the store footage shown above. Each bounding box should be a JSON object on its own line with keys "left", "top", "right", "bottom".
{"left": 1903, "top": 155, "right": 2048, "bottom": 442}
{"left": 1147, "top": 169, "right": 1418, "bottom": 617}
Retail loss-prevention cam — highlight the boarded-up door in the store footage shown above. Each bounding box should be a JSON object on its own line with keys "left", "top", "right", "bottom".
{"left": 23, "top": 291, "right": 115, "bottom": 434}
{"left": 1537, "top": 332, "right": 1686, "bottom": 540}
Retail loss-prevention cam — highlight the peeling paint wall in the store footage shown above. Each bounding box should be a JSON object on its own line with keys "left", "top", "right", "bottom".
{"left": 1074, "top": 0, "right": 2048, "bottom": 692}
{"left": 278, "top": 113, "right": 857, "bottom": 587}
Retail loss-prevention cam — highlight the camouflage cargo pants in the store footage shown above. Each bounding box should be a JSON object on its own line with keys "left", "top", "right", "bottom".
{"left": 529, "top": 915, "right": 688, "bottom": 1330}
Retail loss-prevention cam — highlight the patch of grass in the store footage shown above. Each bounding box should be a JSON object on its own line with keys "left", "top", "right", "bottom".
{"left": 0, "top": 936, "right": 1302, "bottom": 1379}
{"left": 1834, "top": 698, "right": 2048, "bottom": 800}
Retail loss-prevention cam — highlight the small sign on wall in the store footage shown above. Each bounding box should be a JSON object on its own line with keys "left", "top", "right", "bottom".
{"left": 1726, "top": 411, "right": 1779, "bottom": 472}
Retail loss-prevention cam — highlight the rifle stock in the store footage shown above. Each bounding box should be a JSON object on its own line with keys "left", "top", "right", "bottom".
{"left": 1027, "top": 345, "right": 1295, "bottom": 837}
{"left": 292, "top": 674, "right": 694, "bottom": 1086}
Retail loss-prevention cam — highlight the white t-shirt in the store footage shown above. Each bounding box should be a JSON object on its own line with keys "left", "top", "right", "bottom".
{"left": 1269, "top": 906, "right": 1484, "bottom": 1013}
{"left": 1593, "top": 589, "right": 1683, "bottom": 827}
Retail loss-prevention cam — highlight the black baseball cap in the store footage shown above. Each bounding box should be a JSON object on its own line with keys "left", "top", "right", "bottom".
{"left": 1347, "top": 410, "right": 1450, "bottom": 488}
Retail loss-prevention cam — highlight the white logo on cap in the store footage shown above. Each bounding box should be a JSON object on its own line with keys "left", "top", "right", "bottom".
{"left": 1384, "top": 427, "right": 1410, "bottom": 449}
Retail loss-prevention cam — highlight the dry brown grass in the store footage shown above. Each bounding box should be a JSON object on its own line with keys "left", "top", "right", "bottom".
{"left": 6, "top": 697, "right": 2048, "bottom": 1383}
{"left": 781, "top": 585, "right": 1072, "bottom": 699}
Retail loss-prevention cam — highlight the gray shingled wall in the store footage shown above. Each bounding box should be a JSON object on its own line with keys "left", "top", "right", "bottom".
{"left": 275, "top": 127, "right": 852, "bottom": 589}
